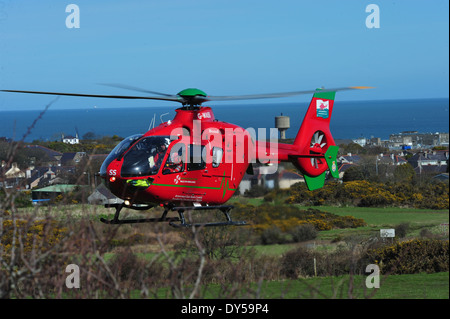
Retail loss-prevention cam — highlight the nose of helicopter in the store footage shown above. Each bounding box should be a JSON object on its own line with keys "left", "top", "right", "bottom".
{"left": 106, "top": 175, "right": 158, "bottom": 204}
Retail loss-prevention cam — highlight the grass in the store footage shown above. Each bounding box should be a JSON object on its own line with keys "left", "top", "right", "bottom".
{"left": 300, "top": 205, "right": 449, "bottom": 227}
{"left": 272, "top": 272, "right": 449, "bottom": 299}
{"left": 251, "top": 243, "right": 299, "bottom": 257}
{"left": 148, "top": 272, "right": 449, "bottom": 299}
{"left": 297, "top": 205, "right": 449, "bottom": 241}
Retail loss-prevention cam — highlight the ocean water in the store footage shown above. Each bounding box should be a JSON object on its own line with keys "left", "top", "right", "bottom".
{"left": 0, "top": 98, "right": 448, "bottom": 143}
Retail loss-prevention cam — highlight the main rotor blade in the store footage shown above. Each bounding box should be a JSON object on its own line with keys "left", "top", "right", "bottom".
{"left": 0, "top": 89, "right": 183, "bottom": 103}
{"left": 1, "top": 85, "right": 373, "bottom": 107}
{"left": 98, "top": 83, "right": 177, "bottom": 97}
{"left": 205, "top": 86, "right": 374, "bottom": 102}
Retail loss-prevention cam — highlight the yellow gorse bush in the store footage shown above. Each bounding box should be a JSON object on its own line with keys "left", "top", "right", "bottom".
{"left": 286, "top": 180, "right": 449, "bottom": 209}
{"left": 233, "top": 203, "right": 366, "bottom": 233}
{"left": 1, "top": 219, "right": 68, "bottom": 257}
{"left": 366, "top": 239, "right": 449, "bottom": 274}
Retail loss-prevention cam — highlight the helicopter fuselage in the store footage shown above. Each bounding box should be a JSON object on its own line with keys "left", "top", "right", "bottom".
{"left": 100, "top": 106, "right": 255, "bottom": 206}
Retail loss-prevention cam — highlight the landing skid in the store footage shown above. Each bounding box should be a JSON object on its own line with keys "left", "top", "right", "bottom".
{"left": 100, "top": 203, "right": 181, "bottom": 225}
{"left": 99, "top": 203, "right": 247, "bottom": 227}
{"left": 169, "top": 205, "right": 247, "bottom": 228}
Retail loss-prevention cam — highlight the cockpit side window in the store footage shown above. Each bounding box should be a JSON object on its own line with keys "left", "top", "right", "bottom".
{"left": 163, "top": 143, "right": 185, "bottom": 175}
{"left": 121, "top": 136, "right": 171, "bottom": 177}
{"left": 100, "top": 134, "right": 142, "bottom": 177}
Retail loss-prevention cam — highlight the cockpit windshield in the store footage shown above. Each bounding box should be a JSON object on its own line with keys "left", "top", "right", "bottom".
{"left": 100, "top": 134, "right": 142, "bottom": 177}
{"left": 121, "top": 136, "right": 171, "bottom": 177}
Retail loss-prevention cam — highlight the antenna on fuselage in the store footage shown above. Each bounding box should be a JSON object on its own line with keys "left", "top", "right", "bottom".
{"left": 148, "top": 113, "right": 156, "bottom": 130}
{"left": 160, "top": 112, "right": 169, "bottom": 124}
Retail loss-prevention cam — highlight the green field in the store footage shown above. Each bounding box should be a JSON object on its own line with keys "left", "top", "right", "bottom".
{"left": 301, "top": 205, "right": 449, "bottom": 226}
{"left": 145, "top": 272, "right": 449, "bottom": 299}
{"left": 298, "top": 205, "right": 449, "bottom": 241}
{"left": 215, "top": 272, "right": 449, "bottom": 299}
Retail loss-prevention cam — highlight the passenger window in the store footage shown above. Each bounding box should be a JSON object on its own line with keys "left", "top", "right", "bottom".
{"left": 163, "top": 144, "right": 185, "bottom": 175}
{"left": 212, "top": 147, "right": 223, "bottom": 168}
{"left": 187, "top": 144, "right": 206, "bottom": 171}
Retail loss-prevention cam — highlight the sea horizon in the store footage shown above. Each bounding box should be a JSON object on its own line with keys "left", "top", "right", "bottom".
{"left": 0, "top": 97, "right": 448, "bottom": 143}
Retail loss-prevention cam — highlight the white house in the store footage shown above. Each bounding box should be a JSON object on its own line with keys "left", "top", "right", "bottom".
{"left": 62, "top": 133, "right": 80, "bottom": 144}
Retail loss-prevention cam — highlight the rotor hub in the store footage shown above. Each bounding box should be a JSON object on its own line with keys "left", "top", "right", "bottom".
{"left": 177, "top": 88, "right": 208, "bottom": 108}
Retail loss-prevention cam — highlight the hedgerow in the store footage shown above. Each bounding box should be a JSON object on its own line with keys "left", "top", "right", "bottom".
{"left": 233, "top": 203, "right": 365, "bottom": 232}
{"left": 364, "top": 239, "right": 449, "bottom": 275}
{"left": 285, "top": 180, "right": 449, "bottom": 209}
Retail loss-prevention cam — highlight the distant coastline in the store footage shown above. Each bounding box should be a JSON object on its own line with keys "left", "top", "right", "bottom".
{"left": 1, "top": 98, "right": 448, "bottom": 143}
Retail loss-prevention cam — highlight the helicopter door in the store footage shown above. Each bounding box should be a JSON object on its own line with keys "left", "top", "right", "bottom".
{"left": 162, "top": 143, "right": 185, "bottom": 175}
{"left": 187, "top": 144, "right": 206, "bottom": 172}
{"left": 203, "top": 145, "right": 231, "bottom": 178}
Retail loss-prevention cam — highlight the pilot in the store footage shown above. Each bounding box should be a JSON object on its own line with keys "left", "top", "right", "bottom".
{"left": 163, "top": 150, "right": 184, "bottom": 174}
{"left": 155, "top": 144, "right": 167, "bottom": 165}
{"left": 148, "top": 143, "right": 167, "bottom": 169}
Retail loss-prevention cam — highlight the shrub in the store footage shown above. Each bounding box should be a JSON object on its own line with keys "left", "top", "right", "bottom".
{"left": 1, "top": 218, "right": 67, "bottom": 258}
{"left": 260, "top": 226, "right": 290, "bottom": 245}
{"left": 365, "top": 239, "right": 449, "bottom": 274}
{"left": 107, "top": 248, "right": 143, "bottom": 283}
{"left": 395, "top": 223, "right": 409, "bottom": 238}
{"left": 281, "top": 245, "right": 370, "bottom": 279}
{"left": 244, "top": 205, "right": 367, "bottom": 234}
{"left": 331, "top": 215, "right": 366, "bottom": 229}
{"left": 286, "top": 180, "right": 449, "bottom": 210}
{"left": 419, "top": 228, "right": 434, "bottom": 239}
{"left": 359, "top": 192, "right": 396, "bottom": 207}
{"left": 280, "top": 246, "right": 315, "bottom": 278}
{"left": 343, "top": 166, "right": 365, "bottom": 182}
{"left": 244, "top": 185, "right": 269, "bottom": 197}
{"left": 290, "top": 224, "right": 318, "bottom": 243}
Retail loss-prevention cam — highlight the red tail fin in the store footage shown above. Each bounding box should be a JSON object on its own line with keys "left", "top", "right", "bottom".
{"left": 291, "top": 90, "right": 336, "bottom": 178}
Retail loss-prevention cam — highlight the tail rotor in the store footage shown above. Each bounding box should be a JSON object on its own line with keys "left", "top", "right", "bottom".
{"left": 309, "top": 130, "right": 328, "bottom": 170}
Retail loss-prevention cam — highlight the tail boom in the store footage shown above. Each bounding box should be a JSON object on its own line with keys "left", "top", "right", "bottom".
{"left": 255, "top": 87, "right": 371, "bottom": 190}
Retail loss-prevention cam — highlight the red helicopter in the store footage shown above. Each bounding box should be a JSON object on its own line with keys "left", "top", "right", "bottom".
{"left": 1, "top": 85, "right": 371, "bottom": 227}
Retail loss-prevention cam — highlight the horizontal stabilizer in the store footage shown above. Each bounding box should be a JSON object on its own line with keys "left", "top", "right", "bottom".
{"left": 304, "top": 172, "right": 326, "bottom": 191}
{"left": 325, "top": 145, "right": 339, "bottom": 179}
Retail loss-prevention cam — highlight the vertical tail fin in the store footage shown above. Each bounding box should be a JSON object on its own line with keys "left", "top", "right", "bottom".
{"left": 288, "top": 86, "right": 372, "bottom": 190}
{"left": 293, "top": 89, "right": 336, "bottom": 151}
{"left": 291, "top": 89, "right": 339, "bottom": 190}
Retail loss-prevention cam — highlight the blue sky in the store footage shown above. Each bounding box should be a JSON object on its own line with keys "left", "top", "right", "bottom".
{"left": 0, "top": 0, "right": 448, "bottom": 110}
